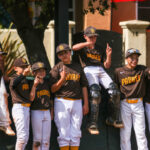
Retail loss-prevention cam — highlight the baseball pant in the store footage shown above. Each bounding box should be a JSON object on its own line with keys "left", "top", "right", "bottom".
{"left": 145, "top": 102, "right": 150, "bottom": 132}
{"left": 31, "top": 110, "right": 51, "bottom": 150}
{"left": 84, "top": 66, "right": 113, "bottom": 88}
{"left": 54, "top": 97, "right": 83, "bottom": 147}
{"left": 12, "top": 104, "right": 30, "bottom": 150}
{"left": 120, "top": 98, "right": 148, "bottom": 150}
{"left": 0, "top": 77, "right": 9, "bottom": 127}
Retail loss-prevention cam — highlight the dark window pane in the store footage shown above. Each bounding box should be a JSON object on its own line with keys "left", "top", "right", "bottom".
{"left": 138, "top": 1, "right": 150, "bottom": 7}
{"left": 138, "top": 9, "right": 150, "bottom": 21}
{"left": 69, "top": 0, "right": 73, "bottom": 8}
{"left": 69, "top": 12, "right": 73, "bottom": 20}
{"left": 138, "top": 2, "right": 150, "bottom": 29}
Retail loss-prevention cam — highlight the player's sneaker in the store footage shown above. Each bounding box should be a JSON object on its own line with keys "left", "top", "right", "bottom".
{"left": 106, "top": 117, "right": 124, "bottom": 128}
{"left": 87, "top": 123, "right": 100, "bottom": 135}
{"left": 0, "top": 126, "right": 15, "bottom": 136}
{"left": 5, "top": 126, "right": 15, "bottom": 136}
{"left": 113, "top": 120, "right": 124, "bottom": 128}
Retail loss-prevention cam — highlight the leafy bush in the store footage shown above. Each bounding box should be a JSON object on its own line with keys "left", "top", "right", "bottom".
{"left": 0, "top": 29, "right": 26, "bottom": 76}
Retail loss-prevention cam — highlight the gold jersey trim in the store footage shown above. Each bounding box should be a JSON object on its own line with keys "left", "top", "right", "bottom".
{"left": 21, "top": 103, "right": 31, "bottom": 107}
{"left": 57, "top": 97, "right": 81, "bottom": 101}
{"left": 126, "top": 98, "right": 143, "bottom": 104}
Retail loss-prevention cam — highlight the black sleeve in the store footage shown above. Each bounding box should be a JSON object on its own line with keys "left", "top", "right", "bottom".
{"left": 12, "top": 75, "right": 26, "bottom": 89}
{"left": 114, "top": 69, "right": 120, "bottom": 88}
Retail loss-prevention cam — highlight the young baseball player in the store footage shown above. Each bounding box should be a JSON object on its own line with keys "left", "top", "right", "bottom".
{"left": 30, "top": 62, "right": 53, "bottom": 150}
{"left": 50, "top": 43, "right": 89, "bottom": 150}
{"left": 72, "top": 26, "right": 123, "bottom": 135}
{"left": 114, "top": 48, "right": 149, "bottom": 150}
{"left": 9, "top": 58, "right": 32, "bottom": 150}
{"left": 0, "top": 50, "right": 15, "bottom": 136}
{"left": 0, "top": 75, "right": 15, "bottom": 136}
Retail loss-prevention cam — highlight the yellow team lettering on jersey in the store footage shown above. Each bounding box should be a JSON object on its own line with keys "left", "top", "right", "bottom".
{"left": 121, "top": 75, "right": 141, "bottom": 86}
{"left": 65, "top": 73, "right": 80, "bottom": 81}
{"left": 87, "top": 53, "right": 101, "bottom": 61}
{"left": 22, "top": 84, "right": 29, "bottom": 91}
{"left": 37, "top": 90, "right": 50, "bottom": 98}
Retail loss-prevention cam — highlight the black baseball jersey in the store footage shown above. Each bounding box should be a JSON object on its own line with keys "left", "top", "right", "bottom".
{"left": 31, "top": 78, "right": 53, "bottom": 110}
{"left": 50, "top": 61, "right": 88, "bottom": 99}
{"left": 114, "top": 65, "right": 150, "bottom": 99}
{"left": 77, "top": 44, "right": 106, "bottom": 67}
{"left": 9, "top": 74, "right": 31, "bottom": 104}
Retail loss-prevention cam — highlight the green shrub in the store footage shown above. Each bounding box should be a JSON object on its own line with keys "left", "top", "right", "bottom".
{"left": 0, "top": 28, "right": 26, "bottom": 76}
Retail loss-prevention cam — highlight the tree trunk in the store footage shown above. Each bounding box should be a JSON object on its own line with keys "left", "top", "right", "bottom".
{"left": 6, "top": 2, "right": 51, "bottom": 71}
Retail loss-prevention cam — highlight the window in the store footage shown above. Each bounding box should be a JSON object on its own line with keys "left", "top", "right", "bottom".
{"left": 138, "top": 1, "right": 150, "bottom": 29}
{"left": 68, "top": 0, "right": 75, "bottom": 21}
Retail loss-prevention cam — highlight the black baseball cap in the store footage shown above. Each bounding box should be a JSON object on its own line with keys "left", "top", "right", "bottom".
{"left": 84, "top": 26, "right": 99, "bottom": 37}
{"left": 56, "top": 43, "right": 71, "bottom": 54}
{"left": 14, "top": 58, "right": 28, "bottom": 67}
{"left": 31, "top": 62, "right": 46, "bottom": 71}
{"left": 125, "top": 48, "right": 141, "bottom": 58}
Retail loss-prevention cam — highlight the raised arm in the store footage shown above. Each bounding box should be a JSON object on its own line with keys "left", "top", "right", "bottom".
{"left": 13, "top": 66, "right": 31, "bottom": 89}
{"left": 51, "top": 66, "right": 67, "bottom": 93}
{"left": 104, "top": 43, "right": 112, "bottom": 69}
{"left": 30, "top": 76, "right": 40, "bottom": 101}
{"left": 72, "top": 41, "right": 93, "bottom": 51}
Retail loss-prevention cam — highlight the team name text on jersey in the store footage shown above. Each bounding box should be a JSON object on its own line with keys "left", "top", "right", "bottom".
{"left": 121, "top": 75, "right": 141, "bottom": 86}
{"left": 37, "top": 90, "right": 50, "bottom": 98}
{"left": 66, "top": 73, "right": 80, "bottom": 81}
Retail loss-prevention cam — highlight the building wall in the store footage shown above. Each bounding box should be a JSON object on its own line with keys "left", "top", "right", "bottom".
{"left": 111, "top": 2, "right": 136, "bottom": 33}
{"left": 75, "top": 0, "right": 111, "bottom": 32}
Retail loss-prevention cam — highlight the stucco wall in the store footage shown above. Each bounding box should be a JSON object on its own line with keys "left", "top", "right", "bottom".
{"left": 75, "top": 0, "right": 111, "bottom": 32}
{"left": 112, "top": 2, "right": 136, "bottom": 33}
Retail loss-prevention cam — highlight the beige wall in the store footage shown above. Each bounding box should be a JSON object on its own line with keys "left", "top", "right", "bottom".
{"left": 75, "top": 0, "right": 111, "bottom": 32}
{"left": 119, "top": 20, "right": 150, "bottom": 66}
{"left": 112, "top": 2, "right": 136, "bottom": 33}
{"left": 83, "top": 10, "right": 111, "bottom": 30}
{"left": 83, "top": 0, "right": 111, "bottom": 30}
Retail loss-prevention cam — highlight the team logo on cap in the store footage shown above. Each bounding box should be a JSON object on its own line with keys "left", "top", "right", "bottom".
{"left": 59, "top": 45, "right": 64, "bottom": 51}
{"left": 38, "top": 63, "right": 43, "bottom": 68}
{"left": 22, "top": 58, "right": 27, "bottom": 63}
{"left": 90, "top": 28, "right": 95, "bottom": 33}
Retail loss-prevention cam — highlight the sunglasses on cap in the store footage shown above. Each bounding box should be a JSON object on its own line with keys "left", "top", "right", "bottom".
{"left": 127, "top": 49, "right": 140, "bottom": 54}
